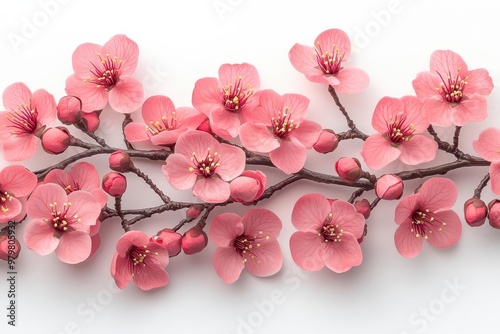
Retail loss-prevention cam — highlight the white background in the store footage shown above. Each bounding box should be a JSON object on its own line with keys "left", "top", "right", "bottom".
{"left": 1, "top": 0, "right": 500, "bottom": 333}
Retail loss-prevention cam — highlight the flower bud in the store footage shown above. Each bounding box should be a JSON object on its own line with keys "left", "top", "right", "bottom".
{"left": 81, "top": 111, "right": 100, "bottom": 132}
{"left": 41, "top": 127, "right": 71, "bottom": 154}
{"left": 357, "top": 224, "right": 367, "bottom": 244}
{"left": 151, "top": 228, "right": 183, "bottom": 257}
{"left": 464, "top": 198, "right": 487, "bottom": 227}
{"left": 0, "top": 234, "right": 21, "bottom": 261}
{"left": 313, "top": 129, "right": 339, "bottom": 154}
{"left": 488, "top": 199, "right": 500, "bottom": 229}
{"left": 335, "top": 157, "right": 362, "bottom": 183}
{"left": 375, "top": 174, "right": 404, "bottom": 200}
{"left": 196, "top": 118, "right": 214, "bottom": 135}
{"left": 354, "top": 199, "right": 371, "bottom": 219}
{"left": 109, "top": 150, "right": 134, "bottom": 173}
{"left": 102, "top": 172, "right": 127, "bottom": 197}
{"left": 181, "top": 227, "right": 208, "bottom": 255}
{"left": 186, "top": 204, "right": 204, "bottom": 220}
{"left": 229, "top": 170, "right": 267, "bottom": 204}
{"left": 57, "top": 95, "right": 82, "bottom": 124}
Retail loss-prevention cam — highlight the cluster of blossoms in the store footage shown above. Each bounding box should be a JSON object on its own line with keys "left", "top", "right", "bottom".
{"left": 0, "top": 29, "right": 497, "bottom": 291}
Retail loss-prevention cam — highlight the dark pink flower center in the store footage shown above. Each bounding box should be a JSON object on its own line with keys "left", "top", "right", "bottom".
{"left": 233, "top": 230, "right": 269, "bottom": 265}
{"left": 86, "top": 53, "right": 122, "bottom": 90}
{"left": 410, "top": 208, "right": 447, "bottom": 239}
{"left": 271, "top": 108, "right": 299, "bottom": 140}
{"left": 0, "top": 189, "right": 13, "bottom": 215}
{"left": 314, "top": 41, "right": 345, "bottom": 75}
{"left": 55, "top": 181, "right": 81, "bottom": 194}
{"left": 189, "top": 148, "right": 220, "bottom": 178}
{"left": 221, "top": 76, "right": 255, "bottom": 113}
{"left": 384, "top": 114, "right": 415, "bottom": 146}
{"left": 146, "top": 113, "right": 178, "bottom": 136}
{"left": 318, "top": 213, "right": 343, "bottom": 243}
{"left": 45, "top": 201, "right": 78, "bottom": 234}
{"left": 435, "top": 69, "right": 469, "bottom": 105}
{"left": 128, "top": 245, "right": 159, "bottom": 272}
{"left": 4, "top": 103, "right": 40, "bottom": 136}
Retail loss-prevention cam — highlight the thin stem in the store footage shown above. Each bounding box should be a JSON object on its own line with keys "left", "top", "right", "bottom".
{"left": 427, "top": 125, "right": 467, "bottom": 160}
{"left": 474, "top": 173, "right": 490, "bottom": 198}
{"left": 74, "top": 117, "right": 109, "bottom": 147}
{"left": 115, "top": 196, "right": 130, "bottom": 232}
{"left": 452, "top": 126, "right": 462, "bottom": 152}
{"left": 123, "top": 114, "right": 134, "bottom": 150}
{"left": 129, "top": 165, "right": 171, "bottom": 203}
{"left": 328, "top": 85, "right": 368, "bottom": 141}
{"left": 348, "top": 189, "right": 365, "bottom": 204}
{"left": 370, "top": 197, "right": 381, "bottom": 210}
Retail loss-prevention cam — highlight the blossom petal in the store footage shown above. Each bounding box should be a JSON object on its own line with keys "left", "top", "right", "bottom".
{"left": 0, "top": 165, "right": 37, "bottom": 197}
{"left": 27, "top": 184, "right": 67, "bottom": 220}
{"left": 371, "top": 96, "right": 403, "bottom": 134}
{"left": 212, "top": 247, "right": 245, "bottom": 284}
{"left": 291, "top": 120, "right": 322, "bottom": 149}
{"left": 289, "top": 231, "right": 325, "bottom": 271}
{"left": 330, "top": 200, "right": 365, "bottom": 238}
{"left": 218, "top": 63, "right": 260, "bottom": 91}
{"left": 0, "top": 197, "right": 22, "bottom": 222}
{"left": 334, "top": 67, "right": 370, "bottom": 94}
{"left": 2, "top": 82, "right": 32, "bottom": 110}
{"left": 162, "top": 154, "right": 197, "bottom": 190}
{"left": 292, "top": 193, "right": 331, "bottom": 231}
{"left": 216, "top": 143, "right": 246, "bottom": 181}
{"left": 71, "top": 42, "right": 102, "bottom": 78}
{"left": 67, "top": 191, "right": 101, "bottom": 232}
{"left": 401, "top": 95, "right": 428, "bottom": 133}
{"left": 55, "top": 231, "right": 92, "bottom": 264}
{"left": 269, "top": 137, "right": 307, "bottom": 174}
{"left": 244, "top": 238, "right": 282, "bottom": 277}
{"left": 394, "top": 194, "right": 419, "bottom": 225}
{"left": 133, "top": 257, "right": 169, "bottom": 291}
{"left": 490, "top": 162, "right": 500, "bottom": 195}
{"left": 323, "top": 233, "right": 362, "bottom": 273}
{"left": 466, "top": 68, "right": 494, "bottom": 96}
{"left": 430, "top": 50, "right": 467, "bottom": 78}
{"left": 192, "top": 178, "right": 230, "bottom": 203}
{"left": 124, "top": 122, "right": 150, "bottom": 143}
{"left": 316, "top": 29, "right": 352, "bottom": 61}
{"left": 473, "top": 128, "right": 500, "bottom": 162}
{"left": 23, "top": 219, "right": 59, "bottom": 256}
{"left": 209, "top": 107, "right": 241, "bottom": 139}
{"left": 242, "top": 208, "right": 282, "bottom": 239}
{"left": 250, "top": 90, "right": 283, "bottom": 124}
{"left": 150, "top": 128, "right": 188, "bottom": 146}
{"left": 282, "top": 93, "right": 310, "bottom": 122}
{"left": 239, "top": 122, "right": 279, "bottom": 153}
{"left": 192, "top": 77, "right": 223, "bottom": 116}
{"left": 426, "top": 210, "right": 462, "bottom": 248}
{"left": 69, "top": 162, "right": 101, "bottom": 190}
{"left": 108, "top": 76, "right": 144, "bottom": 113}
{"left": 412, "top": 72, "right": 441, "bottom": 101}
{"left": 398, "top": 135, "right": 437, "bottom": 165}
{"left": 449, "top": 95, "right": 487, "bottom": 126}
{"left": 394, "top": 221, "right": 424, "bottom": 258}
{"left": 31, "top": 89, "right": 56, "bottom": 125}
{"left": 209, "top": 213, "right": 244, "bottom": 247}
{"left": 141, "top": 95, "right": 175, "bottom": 123}
{"left": 288, "top": 43, "right": 324, "bottom": 83}
{"left": 361, "top": 134, "right": 400, "bottom": 170}
{"left": 422, "top": 98, "right": 452, "bottom": 127}
{"left": 111, "top": 253, "right": 132, "bottom": 289}
{"left": 2, "top": 134, "right": 38, "bottom": 161}
{"left": 102, "top": 34, "right": 139, "bottom": 76}
{"left": 116, "top": 231, "right": 149, "bottom": 256}
{"left": 418, "top": 177, "right": 457, "bottom": 212}
{"left": 65, "top": 74, "right": 108, "bottom": 111}
{"left": 174, "top": 130, "right": 217, "bottom": 158}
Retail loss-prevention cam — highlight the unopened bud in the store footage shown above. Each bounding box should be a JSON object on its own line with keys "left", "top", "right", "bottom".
{"left": 313, "top": 129, "right": 339, "bottom": 154}
{"left": 464, "top": 198, "right": 487, "bottom": 227}
{"left": 109, "top": 150, "right": 134, "bottom": 173}
{"left": 81, "top": 111, "right": 101, "bottom": 132}
{"left": 151, "top": 228, "right": 183, "bottom": 257}
{"left": 41, "top": 127, "right": 71, "bottom": 154}
{"left": 181, "top": 227, "right": 208, "bottom": 255}
{"left": 0, "top": 234, "right": 21, "bottom": 261}
{"left": 488, "top": 199, "right": 500, "bottom": 229}
{"left": 354, "top": 199, "right": 371, "bottom": 219}
{"left": 196, "top": 118, "right": 214, "bottom": 135}
{"left": 335, "top": 157, "right": 362, "bottom": 183}
{"left": 186, "top": 205, "right": 204, "bottom": 220}
{"left": 229, "top": 170, "right": 267, "bottom": 204}
{"left": 102, "top": 172, "right": 127, "bottom": 197}
{"left": 375, "top": 174, "right": 404, "bottom": 200}
{"left": 57, "top": 95, "right": 82, "bottom": 124}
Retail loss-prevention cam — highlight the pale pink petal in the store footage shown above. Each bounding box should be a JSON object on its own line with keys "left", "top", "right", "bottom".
{"left": 316, "top": 28, "right": 351, "bottom": 61}
{"left": 213, "top": 247, "right": 245, "bottom": 284}
{"left": 162, "top": 154, "right": 197, "bottom": 190}
{"left": 150, "top": 128, "right": 187, "bottom": 146}
{"left": 466, "top": 68, "right": 494, "bottom": 96}
{"left": 426, "top": 211, "right": 462, "bottom": 248}
{"left": 111, "top": 253, "right": 132, "bottom": 289}
{"left": 23, "top": 219, "right": 59, "bottom": 256}
{"left": 141, "top": 95, "right": 175, "bottom": 123}
{"left": 147, "top": 243, "right": 170, "bottom": 268}
{"left": 0, "top": 165, "right": 37, "bottom": 197}
{"left": 401, "top": 95, "right": 428, "bottom": 133}
{"left": 361, "top": 134, "right": 400, "bottom": 170}
{"left": 282, "top": 93, "right": 310, "bottom": 122}
{"left": 0, "top": 111, "right": 12, "bottom": 139}
{"left": 27, "top": 184, "right": 67, "bottom": 219}
{"left": 209, "top": 213, "right": 244, "bottom": 247}
{"left": 394, "top": 221, "right": 424, "bottom": 258}
{"left": 250, "top": 90, "right": 284, "bottom": 123}
{"left": 67, "top": 191, "right": 101, "bottom": 231}
{"left": 323, "top": 233, "right": 362, "bottom": 272}
{"left": 88, "top": 234, "right": 101, "bottom": 259}
{"left": 242, "top": 208, "right": 282, "bottom": 239}
{"left": 2, "top": 135, "right": 38, "bottom": 161}
{"left": 334, "top": 67, "right": 370, "bottom": 94}
{"left": 133, "top": 258, "right": 169, "bottom": 291}
{"left": 43, "top": 169, "right": 71, "bottom": 188}
{"left": 239, "top": 122, "right": 279, "bottom": 153}
{"left": 11, "top": 196, "right": 27, "bottom": 223}
{"left": 291, "top": 120, "right": 322, "bottom": 149}
{"left": 124, "top": 122, "right": 150, "bottom": 143}
{"left": 70, "top": 162, "right": 101, "bottom": 190}
{"left": 330, "top": 200, "right": 365, "bottom": 238}
{"left": 289, "top": 231, "right": 325, "bottom": 271}
{"left": 291, "top": 193, "right": 331, "bottom": 231}
{"left": 371, "top": 97, "right": 403, "bottom": 134}
{"left": 269, "top": 137, "right": 307, "bottom": 174}
{"left": 244, "top": 238, "right": 282, "bottom": 277}
{"left": 31, "top": 89, "right": 56, "bottom": 125}
{"left": 65, "top": 74, "right": 108, "bottom": 111}
{"left": 209, "top": 107, "right": 241, "bottom": 139}
{"left": 412, "top": 72, "right": 441, "bottom": 101}
{"left": 108, "top": 76, "right": 144, "bottom": 113}
{"left": 56, "top": 231, "right": 92, "bottom": 264}
{"left": 102, "top": 34, "right": 139, "bottom": 76}
{"left": 490, "top": 162, "right": 500, "bottom": 195}
{"left": 418, "top": 177, "right": 457, "bottom": 212}
{"left": 116, "top": 231, "right": 149, "bottom": 256}
{"left": 398, "top": 135, "right": 438, "bottom": 165}
{"left": 218, "top": 63, "right": 260, "bottom": 91}
{"left": 449, "top": 95, "right": 487, "bottom": 126}
{"left": 422, "top": 98, "right": 452, "bottom": 127}
{"left": 71, "top": 43, "right": 102, "bottom": 78}
{"left": 192, "top": 178, "right": 230, "bottom": 203}
{"left": 288, "top": 43, "right": 325, "bottom": 83}
{"left": 172, "top": 107, "right": 206, "bottom": 129}
{"left": 2, "top": 82, "right": 32, "bottom": 110}
{"left": 174, "top": 130, "right": 217, "bottom": 158}
{"left": 191, "top": 77, "right": 223, "bottom": 116}
{"left": 216, "top": 143, "right": 246, "bottom": 181}
{"left": 394, "top": 194, "right": 419, "bottom": 225}
{"left": 430, "top": 50, "right": 467, "bottom": 78}
{"left": 473, "top": 128, "right": 500, "bottom": 162}
{"left": 0, "top": 197, "right": 22, "bottom": 222}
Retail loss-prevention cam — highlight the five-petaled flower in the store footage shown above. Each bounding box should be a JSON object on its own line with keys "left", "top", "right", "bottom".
{"left": 0, "top": 82, "right": 56, "bottom": 161}
{"left": 394, "top": 177, "right": 462, "bottom": 258}
{"left": 162, "top": 130, "right": 246, "bottom": 203}
{"left": 290, "top": 194, "right": 365, "bottom": 272}
{"left": 65, "top": 34, "right": 144, "bottom": 114}
{"left": 412, "top": 50, "right": 494, "bottom": 127}
{"left": 473, "top": 127, "right": 500, "bottom": 194}
{"left": 209, "top": 208, "right": 283, "bottom": 284}
{"left": 361, "top": 96, "right": 438, "bottom": 170}
{"left": 0, "top": 165, "right": 37, "bottom": 223}
{"left": 192, "top": 63, "right": 260, "bottom": 139}
{"left": 111, "top": 230, "right": 170, "bottom": 291}
{"left": 289, "top": 28, "right": 369, "bottom": 94}
{"left": 239, "top": 89, "right": 322, "bottom": 174}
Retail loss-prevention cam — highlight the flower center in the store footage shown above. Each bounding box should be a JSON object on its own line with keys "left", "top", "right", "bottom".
{"left": 85, "top": 53, "right": 122, "bottom": 90}
{"left": 4, "top": 103, "right": 40, "bottom": 136}
{"left": 188, "top": 148, "right": 220, "bottom": 178}
{"left": 129, "top": 245, "right": 159, "bottom": 270}
{"left": 271, "top": 107, "right": 299, "bottom": 140}
{"left": 0, "top": 189, "right": 13, "bottom": 214}
{"left": 435, "top": 69, "right": 469, "bottom": 105}
{"left": 410, "top": 208, "right": 447, "bottom": 239}
{"left": 318, "top": 213, "right": 343, "bottom": 243}
{"left": 44, "top": 201, "right": 79, "bottom": 233}
{"left": 234, "top": 230, "right": 269, "bottom": 265}
{"left": 384, "top": 114, "right": 415, "bottom": 146}
{"left": 221, "top": 76, "right": 255, "bottom": 113}
{"left": 146, "top": 112, "right": 178, "bottom": 136}
{"left": 314, "top": 41, "right": 345, "bottom": 75}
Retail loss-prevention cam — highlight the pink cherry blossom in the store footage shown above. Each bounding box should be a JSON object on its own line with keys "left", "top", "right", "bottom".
{"left": 209, "top": 208, "right": 283, "bottom": 284}
{"left": 412, "top": 50, "right": 493, "bottom": 127}
{"left": 24, "top": 183, "right": 101, "bottom": 264}
{"left": 290, "top": 194, "right": 365, "bottom": 272}
{"left": 0, "top": 82, "right": 56, "bottom": 161}
{"left": 111, "top": 231, "right": 169, "bottom": 291}
{"left": 124, "top": 95, "right": 206, "bottom": 146}
{"left": 162, "top": 130, "right": 246, "bottom": 203}
{"left": 289, "top": 28, "right": 369, "bottom": 94}
{"left": 472, "top": 127, "right": 500, "bottom": 194}
{"left": 361, "top": 96, "right": 438, "bottom": 170}
{"left": 65, "top": 34, "right": 144, "bottom": 114}
{"left": 394, "top": 178, "right": 462, "bottom": 258}
{"left": 43, "top": 162, "right": 108, "bottom": 208}
{"left": 192, "top": 63, "right": 260, "bottom": 139}
{"left": 239, "top": 90, "right": 322, "bottom": 174}
{"left": 0, "top": 165, "right": 37, "bottom": 223}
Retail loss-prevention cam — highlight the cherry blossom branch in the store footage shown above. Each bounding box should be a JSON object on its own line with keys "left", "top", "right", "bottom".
{"left": 328, "top": 85, "right": 368, "bottom": 141}
{"left": 122, "top": 114, "right": 134, "bottom": 150}
{"left": 427, "top": 125, "right": 467, "bottom": 160}
{"left": 474, "top": 173, "right": 490, "bottom": 198}
{"left": 128, "top": 165, "right": 171, "bottom": 203}
{"left": 114, "top": 196, "right": 130, "bottom": 232}
{"left": 74, "top": 117, "right": 109, "bottom": 147}
{"left": 452, "top": 126, "right": 462, "bottom": 152}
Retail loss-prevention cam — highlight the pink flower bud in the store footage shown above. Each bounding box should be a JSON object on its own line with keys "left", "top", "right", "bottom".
{"left": 57, "top": 95, "right": 82, "bottom": 124}
{"left": 488, "top": 200, "right": 500, "bottom": 229}
{"left": 229, "top": 170, "right": 267, "bottom": 204}
{"left": 81, "top": 111, "right": 100, "bottom": 132}
{"left": 375, "top": 174, "right": 404, "bottom": 200}
{"left": 186, "top": 204, "right": 204, "bottom": 220}
{"left": 313, "top": 129, "right": 339, "bottom": 154}
{"left": 181, "top": 227, "right": 208, "bottom": 255}
{"left": 357, "top": 224, "right": 367, "bottom": 244}
{"left": 0, "top": 234, "right": 21, "bottom": 261}
{"left": 464, "top": 198, "right": 487, "bottom": 227}
{"left": 354, "top": 199, "right": 371, "bottom": 219}
{"left": 335, "top": 157, "right": 362, "bottom": 183}
{"left": 151, "top": 228, "right": 183, "bottom": 257}
{"left": 102, "top": 172, "right": 127, "bottom": 197}
{"left": 41, "top": 127, "right": 71, "bottom": 154}
{"left": 196, "top": 118, "right": 214, "bottom": 135}
{"left": 109, "top": 150, "right": 134, "bottom": 172}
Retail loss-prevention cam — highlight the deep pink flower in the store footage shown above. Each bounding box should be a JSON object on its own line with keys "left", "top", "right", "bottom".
{"left": 124, "top": 95, "right": 206, "bottom": 146}
{"left": 111, "top": 231, "right": 169, "bottom": 291}
{"left": 0, "top": 82, "right": 56, "bottom": 161}
{"left": 412, "top": 50, "right": 494, "bottom": 127}
{"left": 192, "top": 63, "right": 260, "bottom": 139}
{"left": 394, "top": 178, "right": 462, "bottom": 258}
{"left": 65, "top": 34, "right": 144, "bottom": 114}
{"left": 162, "top": 130, "right": 246, "bottom": 203}
{"left": 239, "top": 90, "right": 321, "bottom": 174}
{"left": 0, "top": 165, "right": 37, "bottom": 223}
{"left": 290, "top": 194, "right": 364, "bottom": 272}
{"left": 289, "top": 28, "right": 369, "bottom": 94}
{"left": 209, "top": 209, "right": 282, "bottom": 284}
{"left": 24, "top": 183, "right": 101, "bottom": 264}
{"left": 361, "top": 96, "right": 437, "bottom": 170}
{"left": 43, "top": 162, "right": 108, "bottom": 208}
{"left": 473, "top": 128, "right": 500, "bottom": 194}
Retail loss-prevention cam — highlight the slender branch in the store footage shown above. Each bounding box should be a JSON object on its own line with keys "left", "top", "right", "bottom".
{"left": 129, "top": 165, "right": 171, "bottom": 203}
{"left": 370, "top": 197, "right": 381, "bottom": 210}
{"left": 348, "top": 189, "right": 365, "bottom": 204}
{"left": 114, "top": 196, "right": 130, "bottom": 232}
{"left": 452, "top": 126, "right": 462, "bottom": 152}
{"left": 328, "top": 85, "right": 368, "bottom": 141}
{"left": 427, "top": 125, "right": 467, "bottom": 160}
{"left": 196, "top": 205, "right": 216, "bottom": 229}
{"left": 122, "top": 114, "right": 134, "bottom": 150}
{"left": 74, "top": 117, "right": 109, "bottom": 147}
{"left": 474, "top": 173, "right": 490, "bottom": 198}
